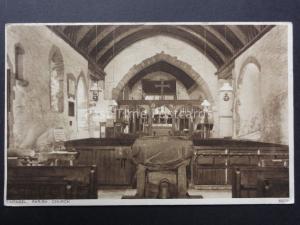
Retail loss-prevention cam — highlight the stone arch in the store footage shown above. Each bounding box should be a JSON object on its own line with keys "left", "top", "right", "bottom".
{"left": 49, "top": 45, "right": 64, "bottom": 112}
{"left": 76, "top": 72, "right": 89, "bottom": 138}
{"left": 237, "top": 56, "right": 261, "bottom": 85}
{"left": 235, "top": 57, "right": 262, "bottom": 139}
{"left": 76, "top": 72, "right": 88, "bottom": 96}
{"left": 49, "top": 45, "right": 64, "bottom": 74}
{"left": 112, "top": 52, "right": 214, "bottom": 104}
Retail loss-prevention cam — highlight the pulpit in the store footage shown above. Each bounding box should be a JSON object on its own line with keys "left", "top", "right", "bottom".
{"left": 131, "top": 136, "right": 194, "bottom": 198}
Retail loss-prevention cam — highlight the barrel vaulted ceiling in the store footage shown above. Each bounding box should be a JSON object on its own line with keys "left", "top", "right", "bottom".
{"left": 48, "top": 24, "right": 273, "bottom": 75}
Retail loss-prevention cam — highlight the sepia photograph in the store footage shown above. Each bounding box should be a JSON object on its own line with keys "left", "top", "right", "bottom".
{"left": 4, "top": 22, "right": 294, "bottom": 205}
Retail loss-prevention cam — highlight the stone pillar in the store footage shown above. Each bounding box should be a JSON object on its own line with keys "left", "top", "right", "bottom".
{"left": 219, "top": 82, "right": 233, "bottom": 138}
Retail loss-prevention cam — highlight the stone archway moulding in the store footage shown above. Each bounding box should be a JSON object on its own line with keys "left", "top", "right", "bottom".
{"left": 76, "top": 71, "right": 89, "bottom": 136}
{"left": 49, "top": 45, "right": 65, "bottom": 113}
{"left": 234, "top": 56, "right": 262, "bottom": 137}
{"left": 112, "top": 52, "right": 214, "bottom": 104}
{"left": 49, "top": 45, "right": 65, "bottom": 75}
{"left": 237, "top": 56, "right": 261, "bottom": 87}
{"left": 76, "top": 71, "right": 88, "bottom": 97}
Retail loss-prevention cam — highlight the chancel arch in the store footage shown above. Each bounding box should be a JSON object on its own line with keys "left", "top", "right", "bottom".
{"left": 49, "top": 45, "right": 64, "bottom": 113}
{"left": 235, "top": 57, "right": 262, "bottom": 140}
{"left": 112, "top": 52, "right": 214, "bottom": 104}
{"left": 76, "top": 72, "right": 89, "bottom": 138}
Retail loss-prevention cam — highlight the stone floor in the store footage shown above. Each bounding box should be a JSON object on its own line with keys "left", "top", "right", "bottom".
{"left": 97, "top": 188, "right": 232, "bottom": 199}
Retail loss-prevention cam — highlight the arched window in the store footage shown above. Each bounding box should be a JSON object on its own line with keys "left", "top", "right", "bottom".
{"left": 235, "top": 59, "right": 261, "bottom": 139}
{"left": 76, "top": 73, "right": 89, "bottom": 138}
{"left": 49, "top": 46, "right": 64, "bottom": 112}
{"left": 15, "top": 44, "right": 25, "bottom": 80}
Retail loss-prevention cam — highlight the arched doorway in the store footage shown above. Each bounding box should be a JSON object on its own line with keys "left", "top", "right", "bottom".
{"left": 76, "top": 73, "right": 89, "bottom": 138}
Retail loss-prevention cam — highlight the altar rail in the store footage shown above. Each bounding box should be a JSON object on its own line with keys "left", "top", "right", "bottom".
{"left": 192, "top": 142, "right": 289, "bottom": 186}
{"left": 7, "top": 165, "right": 97, "bottom": 199}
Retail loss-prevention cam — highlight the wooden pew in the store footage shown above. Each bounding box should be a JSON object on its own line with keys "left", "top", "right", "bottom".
{"left": 232, "top": 167, "right": 289, "bottom": 198}
{"left": 192, "top": 138, "right": 288, "bottom": 186}
{"left": 65, "top": 138, "right": 136, "bottom": 187}
{"left": 7, "top": 165, "right": 97, "bottom": 200}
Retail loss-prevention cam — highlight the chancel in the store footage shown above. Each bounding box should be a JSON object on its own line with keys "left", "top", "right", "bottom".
{"left": 6, "top": 24, "right": 290, "bottom": 201}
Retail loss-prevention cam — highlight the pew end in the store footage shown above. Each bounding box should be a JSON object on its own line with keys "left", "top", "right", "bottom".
{"left": 232, "top": 167, "right": 289, "bottom": 198}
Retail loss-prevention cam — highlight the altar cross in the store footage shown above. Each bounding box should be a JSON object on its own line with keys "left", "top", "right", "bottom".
{"left": 155, "top": 80, "right": 170, "bottom": 100}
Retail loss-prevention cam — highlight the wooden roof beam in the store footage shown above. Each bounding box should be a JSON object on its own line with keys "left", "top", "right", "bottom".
{"left": 95, "top": 26, "right": 151, "bottom": 62}
{"left": 87, "top": 25, "right": 120, "bottom": 53}
{"left": 178, "top": 26, "right": 227, "bottom": 62}
{"left": 227, "top": 25, "right": 248, "bottom": 45}
{"left": 204, "top": 26, "right": 235, "bottom": 54}
{"left": 75, "top": 25, "right": 94, "bottom": 45}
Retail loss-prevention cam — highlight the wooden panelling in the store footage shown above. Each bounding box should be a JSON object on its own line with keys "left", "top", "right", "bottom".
{"left": 7, "top": 165, "right": 97, "bottom": 199}
{"left": 192, "top": 145, "right": 288, "bottom": 186}
{"left": 66, "top": 138, "right": 289, "bottom": 187}
{"left": 193, "top": 166, "right": 226, "bottom": 185}
{"left": 74, "top": 146, "right": 134, "bottom": 186}
{"left": 232, "top": 167, "right": 289, "bottom": 198}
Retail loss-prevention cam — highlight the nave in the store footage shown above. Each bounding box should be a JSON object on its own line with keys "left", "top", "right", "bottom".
{"left": 6, "top": 24, "right": 290, "bottom": 201}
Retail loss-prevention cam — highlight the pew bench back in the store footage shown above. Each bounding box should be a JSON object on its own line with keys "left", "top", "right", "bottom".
{"left": 7, "top": 165, "right": 97, "bottom": 199}
{"left": 192, "top": 144, "right": 288, "bottom": 186}
{"left": 65, "top": 139, "right": 135, "bottom": 187}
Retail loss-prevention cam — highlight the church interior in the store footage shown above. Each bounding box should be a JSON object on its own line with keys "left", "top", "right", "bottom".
{"left": 6, "top": 24, "right": 290, "bottom": 200}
